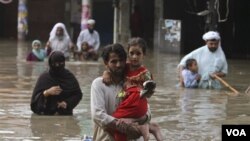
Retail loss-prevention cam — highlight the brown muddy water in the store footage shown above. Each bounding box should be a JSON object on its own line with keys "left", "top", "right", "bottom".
{"left": 0, "top": 40, "right": 250, "bottom": 141}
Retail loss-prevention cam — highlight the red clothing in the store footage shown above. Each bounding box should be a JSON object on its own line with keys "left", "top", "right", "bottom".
{"left": 26, "top": 52, "right": 42, "bottom": 61}
{"left": 112, "top": 65, "right": 152, "bottom": 141}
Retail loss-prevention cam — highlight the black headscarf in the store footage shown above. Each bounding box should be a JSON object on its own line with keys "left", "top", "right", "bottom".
{"left": 48, "top": 51, "right": 66, "bottom": 76}
{"left": 30, "top": 51, "right": 83, "bottom": 115}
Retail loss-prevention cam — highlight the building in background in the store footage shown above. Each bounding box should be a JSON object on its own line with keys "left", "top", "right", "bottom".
{"left": 0, "top": 0, "right": 250, "bottom": 59}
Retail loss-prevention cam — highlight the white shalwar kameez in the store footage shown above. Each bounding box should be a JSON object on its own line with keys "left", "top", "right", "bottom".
{"left": 48, "top": 23, "right": 72, "bottom": 58}
{"left": 91, "top": 77, "right": 144, "bottom": 141}
{"left": 76, "top": 29, "right": 100, "bottom": 52}
{"left": 178, "top": 45, "right": 228, "bottom": 89}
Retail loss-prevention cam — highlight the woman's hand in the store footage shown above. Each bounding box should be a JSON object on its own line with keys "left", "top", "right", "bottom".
{"left": 44, "top": 86, "right": 62, "bottom": 96}
{"left": 57, "top": 101, "right": 67, "bottom": 109}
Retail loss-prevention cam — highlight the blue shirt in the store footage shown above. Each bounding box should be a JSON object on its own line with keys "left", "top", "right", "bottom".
{"left": 182, "top": 69, "right": 199, "bottom": 88}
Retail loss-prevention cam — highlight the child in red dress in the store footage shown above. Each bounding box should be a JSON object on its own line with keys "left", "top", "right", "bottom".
{"left": 103, "top": 37, "right": 164, "bottom": 141}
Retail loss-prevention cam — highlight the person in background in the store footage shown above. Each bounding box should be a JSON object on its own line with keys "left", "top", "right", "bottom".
{"left": 74, "top": 41, "right": 92, "bottom": 61}
{"left": 76, "top": 19, "right": 100, "bottom": 61}
{"left": 26, "top": 40, "right": 46, "bottom": 62}
{"left": 177, "top": 31, "right": 228, "bottom": 89}
{"left": 181, "top": 58, "right": 201, "bottom": 88}
{"left": 30, "top": 51, "right": 82, "bottom": 115}
{"left": 91, "top": 43, "right": 150, "bottom": 141}
{"left": 45, "top": 23, "right": 74, "bottom": 60}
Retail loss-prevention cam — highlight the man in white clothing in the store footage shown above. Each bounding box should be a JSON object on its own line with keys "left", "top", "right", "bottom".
{"left": 76, "top": 19, "right": 100, "bottom": 61}
{"left": 45, "top": 23, "right": 74, "bottom": 60}
{"left": 91, "top": 43, "right": 150, "bottom": 141}
{"left": 177, "top": 31, "right": 228, "bottom": 89}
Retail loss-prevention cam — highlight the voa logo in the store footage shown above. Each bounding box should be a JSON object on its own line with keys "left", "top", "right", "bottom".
{"left": 226, "top": 129, "right": 246, "bottom": 136}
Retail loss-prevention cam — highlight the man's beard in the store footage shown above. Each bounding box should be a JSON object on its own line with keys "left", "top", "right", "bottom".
{"left": 109, "top": 69, "right": 124, "bottom": 77}
{"left": 208, "top": 47, "right": 217, "bottom": 52}
{"left": 57, "top": 35, "right": 64, "bottom": 40}
{"left": 88, "top": 29, "right": 94, "bottom": 34}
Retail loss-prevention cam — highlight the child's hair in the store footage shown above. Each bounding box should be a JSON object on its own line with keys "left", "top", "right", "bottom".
{"left": 127, "top": 37, "right": 148, "bottom": 55}
{"left": 185, "top": 58, "right": 196, "bottom": 69}
{"left": 81, "top": 42, "right": 89, "bottom": 51}
{"left": 81, "top": 42, "right": 88, "bottom": 47}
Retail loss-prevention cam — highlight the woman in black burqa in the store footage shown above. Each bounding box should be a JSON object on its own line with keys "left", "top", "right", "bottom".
{"left": 30, "top": 51, "right": 83, "bottom": 115}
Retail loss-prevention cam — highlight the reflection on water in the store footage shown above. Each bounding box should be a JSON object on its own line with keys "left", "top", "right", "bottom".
{"left": 30, "top": 115, "right": 81, "bottom": 140}
{"left": 0, "top": 40, "right": 250, "bottom": 140}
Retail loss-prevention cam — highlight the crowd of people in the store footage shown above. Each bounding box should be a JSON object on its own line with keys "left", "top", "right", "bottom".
{"left": 29, "top": 23, "right": 230, "bottom": 140}
{"left": 26, "top": 19, "right": 100, "bottom": 62}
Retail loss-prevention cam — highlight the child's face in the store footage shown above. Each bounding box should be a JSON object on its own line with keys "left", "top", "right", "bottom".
{"left": 128, "top": 45, "right": 144, "bottom": 68}
{"left": 190, "top": 61, "right": 198, "bottom": 72}
{"left": 33, "top": 43, "right": 41, "bottom": 50}
{"left": 81, "top": 43, "right": 88, "bottom": 51}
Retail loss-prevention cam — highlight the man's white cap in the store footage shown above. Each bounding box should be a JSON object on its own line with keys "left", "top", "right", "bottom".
{"left": 202, "top": 31, "right": 221, "bottom": 41}
{"left": 87, "top": 19, "right": 95, "bottom": 25}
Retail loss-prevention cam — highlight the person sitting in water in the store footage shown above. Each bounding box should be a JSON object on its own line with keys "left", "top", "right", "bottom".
{"left": 177, "top": 31, "right": 228, "bottom": 89}
{"left": 76, "top": 19, "right": 100, "bottom": 61}
{"left": 45, "top": 23, "right": 74, "bottom": 60}
{"left": 26, "top": 40, "right": 46, "bottom": 62}
{"left": 74, "top": 41, "right": 92, "bottom": 61}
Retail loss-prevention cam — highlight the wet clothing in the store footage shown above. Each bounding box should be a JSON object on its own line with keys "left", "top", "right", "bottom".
{"left": 112, "top": 65, "right": 152, "bottom": 141}
{"left": 91, "top": 77, "right": 119, "bottom": 141}
{"left": 178, "top": 45, "right": 228, "bottom": 89}
{"left": 199, "top": 72, "right": 221, "bottom": 89}
{"left": 30, "top": 51, "right": 82, "bottom": 115}
{"left": 27, "top": 40, "right": 46, "bottom": 62}
{"left": 199, "top": 59, "right": 224, "bottom": 89}
{"left": 26, "top": 49, "right": 46, "bottom": 62}
{"left": 48, "top": 37, "right": 72, "bottom": 58}
{"left": 91, "top": 77, "right": 146, "bottom": 141}
{"left": 181, "top": 69, "right": 199, "bottom": 88}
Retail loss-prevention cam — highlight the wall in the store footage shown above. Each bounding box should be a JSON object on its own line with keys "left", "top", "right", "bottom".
{"left": 0, "top": 1, "right": 18, "bottom": 39}
{"left": 28, "top": 0, "right": 66, "bottom": 41}
{"left": 92, "top": 0, "right": 113, "bottom": 46}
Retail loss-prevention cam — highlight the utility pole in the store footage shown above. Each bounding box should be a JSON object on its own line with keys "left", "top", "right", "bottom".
{"left": 113, "top": 0, "right": 119, "bottom": 43}
{"left": 81, "top": 0, "right": 91, "bottom": 30}
{"left": 17, "top": 0, "right": 28, "bottom": 40}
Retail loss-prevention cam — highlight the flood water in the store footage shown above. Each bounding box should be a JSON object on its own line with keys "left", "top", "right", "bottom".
{"left": 0, "top": 39, "right": 250, "bottom": 141}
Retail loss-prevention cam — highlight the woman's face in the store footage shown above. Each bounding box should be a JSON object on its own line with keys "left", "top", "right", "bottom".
{"left": 48, "top": 51, "right": 66, "bottom": 73}
{"left": 33, "top": 42, "right": 41, "bottom": 50}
